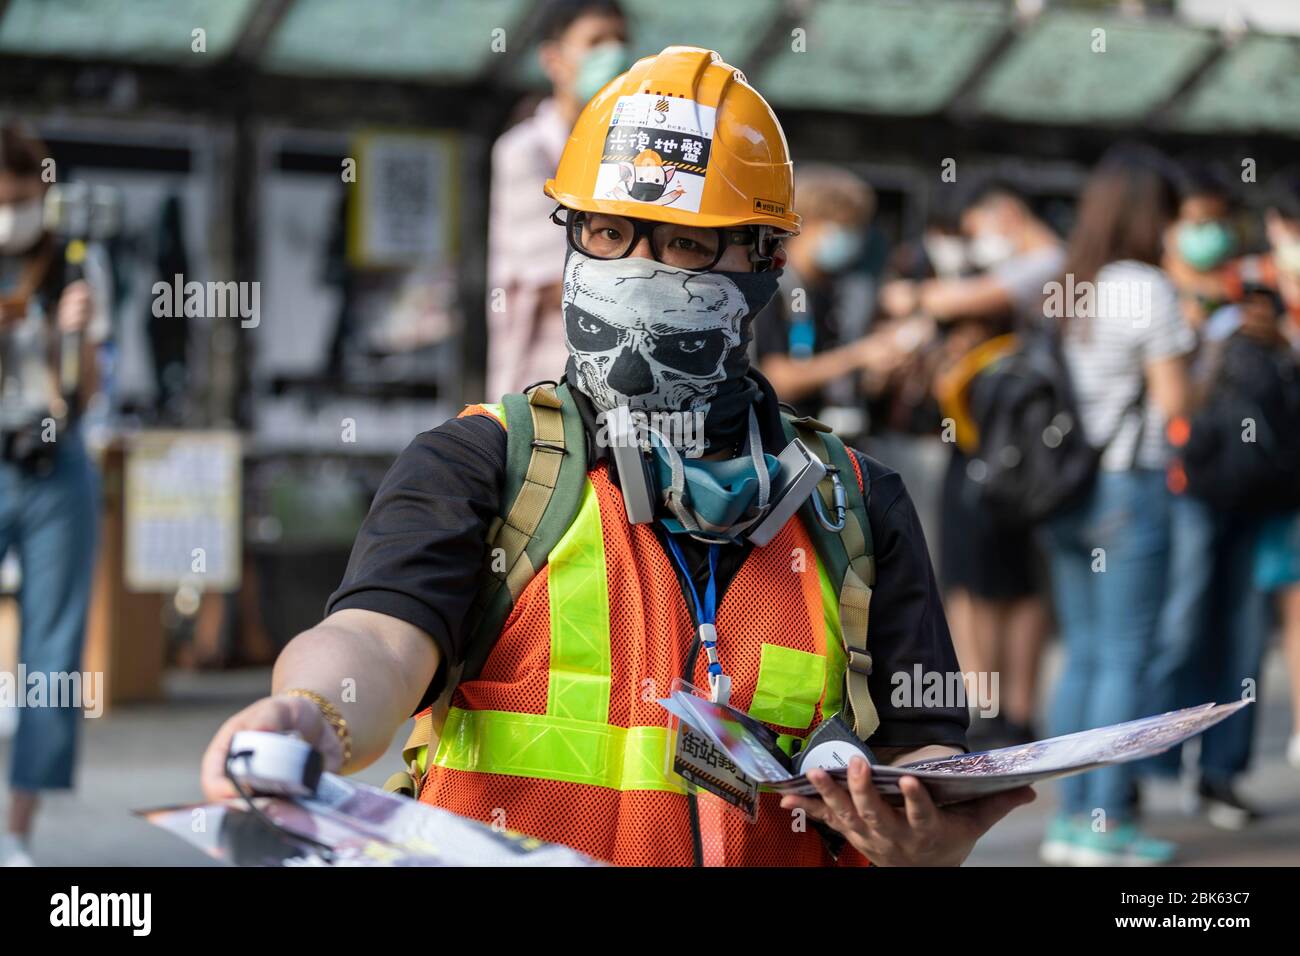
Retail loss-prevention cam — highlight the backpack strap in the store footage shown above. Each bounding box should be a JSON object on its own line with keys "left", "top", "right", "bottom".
{"left": 464, "top": 381, "right": 588, "bottom": 669}
{"left": 386, "top": 382, "right": 588, "bottom": 796}
{"left": 781, "top": 414, "right": 880, "bottom": 742}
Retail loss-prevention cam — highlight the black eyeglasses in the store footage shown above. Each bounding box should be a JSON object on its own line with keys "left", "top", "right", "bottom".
{"left": 551, "top": 206, "right": 760, "bottom": 272}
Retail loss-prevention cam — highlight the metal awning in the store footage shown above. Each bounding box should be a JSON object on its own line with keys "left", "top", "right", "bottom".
{"left": 261, "top": 0, "right": 530, "bottom": 81}
{"left": 0, "top": 0, "right": 257, "bottom": 62}
{"left": 756, "top": 0, "right": 1007, "bottom": 114}
{"left": 1169, "top": 33, "right": 1300, "bottom": 135}
{"left": 2, "top": 0, "right": 1298, "bottom": 138}
{"left": 972, "top": 11, "right": 1217, "bottom": 126}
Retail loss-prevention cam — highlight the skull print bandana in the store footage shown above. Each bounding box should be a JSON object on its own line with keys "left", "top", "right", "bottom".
{"left": 561, "top": 251, "right": 781, "bottom": 455}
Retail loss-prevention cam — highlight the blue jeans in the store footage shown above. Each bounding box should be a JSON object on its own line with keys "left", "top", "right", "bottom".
{"left": 0, "top": 428, "right": 99, "bottom": 790}
{"left": 1145, "top": 495, "right": 1268, "bottom": 783}
{"left": 1143, "top": 495, "right": 1216, "bottom": 777}
{"left": 1042, "top": 470, "right": 1171, "bottom": 823}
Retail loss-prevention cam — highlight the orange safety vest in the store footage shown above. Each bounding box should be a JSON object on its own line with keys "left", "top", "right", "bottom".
{"left": 418, "top": 403, "right": 870, "bottom": 866}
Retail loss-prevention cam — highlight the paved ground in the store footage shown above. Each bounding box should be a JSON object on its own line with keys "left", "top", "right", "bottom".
{"left": 2, "top": 649, "right": 1296, "bottom": 867}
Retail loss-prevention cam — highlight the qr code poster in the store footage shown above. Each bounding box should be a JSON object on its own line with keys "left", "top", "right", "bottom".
{"left": 592, "top": 94, "right": 717, "bottom": 214}
{"left": 349, "top": 131, "right": 457, "bottom": 268}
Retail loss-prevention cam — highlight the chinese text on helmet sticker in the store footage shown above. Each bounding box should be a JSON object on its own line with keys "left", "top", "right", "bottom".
{"left": 594, "top": 94, "right": 717, "bottom": 214}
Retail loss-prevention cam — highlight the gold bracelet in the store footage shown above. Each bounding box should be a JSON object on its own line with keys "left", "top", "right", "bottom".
{"left": 285, "top": 689, "right": 353, "bottom": 766}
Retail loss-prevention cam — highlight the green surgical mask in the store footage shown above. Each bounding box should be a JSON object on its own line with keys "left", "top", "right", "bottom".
{"left": 574, "top": 42, "right": 629, "bottom": 104}
{"left": 1178, "top": 221, "right": 1236, "bottom": 271}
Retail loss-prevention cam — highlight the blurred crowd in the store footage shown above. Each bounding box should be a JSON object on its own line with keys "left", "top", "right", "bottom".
{"left": 485, "top": 0, "right": 1300, "bottom": 866}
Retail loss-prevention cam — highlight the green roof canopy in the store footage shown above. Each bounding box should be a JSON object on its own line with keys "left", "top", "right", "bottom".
{"left": 2, "top": 0, "right": 1298, "bottom": 138}
{"left": 756, "top": 0, "right": 1007, "bottom": 115}
{"left": 1170, "top": 34, "right": 1300, "bottom": 135}
{"left": 0, "top": 0, "right": 256, "bottom": 62}
{"left": 973, "top": 12, "right": 1216, "bottom": 125}
{"left": 262, "top": 0, "right": 530, "bottom": 81}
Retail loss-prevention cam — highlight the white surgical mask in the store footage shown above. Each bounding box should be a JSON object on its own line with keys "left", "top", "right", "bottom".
{"left": 1275, "top": 240, "right": 1300, "bottom": 277}
{"left": 967, "top": 231, "right": 1016, "bottom": 270}
{"left": 923, "top": 234, "right": 969, "bottom": 277}
{"left": 0, "top": 197, "right": 45, "bottom": 255}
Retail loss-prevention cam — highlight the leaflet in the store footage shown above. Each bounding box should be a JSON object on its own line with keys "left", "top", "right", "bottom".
{"left": 139, "top": 773, "right": 600, "bottom": 867}
{"left": 656, "top": 692, "right": 1251, "bottom": 806}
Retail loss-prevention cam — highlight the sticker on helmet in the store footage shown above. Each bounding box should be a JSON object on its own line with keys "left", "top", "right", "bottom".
{"left": 594, "top": 94, "right": 716, "bottom": 213}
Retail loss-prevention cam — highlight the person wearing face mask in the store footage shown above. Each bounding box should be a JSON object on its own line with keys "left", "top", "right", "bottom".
{"left": 1149, "top": 280, "right": 1295, "bottom": 833}
{"left": 485, "top": 0, "right": 629, "bottom": 398}
{"left": 1231, "top": 170, "right": 1300, "bottom": 777}
{"left": 752, "top": 164, "right": 901, "bottom": 430}
{"left": 0, "top": 124, "right": 101, "bottom": 867}
{"left": 1038, "top": 146, "right": 1195, "bottom": 866}
{"left": 1140, "top": 166, "right": 1297, "bottom": 834}
{"left": 200, "top": 47, "right": 1034, "bottom": 867}
{"left": 879, "top": 181, "right": 1065, "bottom": 754}
{"left": 878, "top": 179, "right": 1065, "bottom": 331}
{"left": 1162, "top": 166, "right": 1241, "bottom": 330}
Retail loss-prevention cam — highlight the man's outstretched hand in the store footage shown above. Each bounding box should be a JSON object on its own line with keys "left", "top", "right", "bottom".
{"left": 779, "top": 759, "right": 1035, "bottom": 866}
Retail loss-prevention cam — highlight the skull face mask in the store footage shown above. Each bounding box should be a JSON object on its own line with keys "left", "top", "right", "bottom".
{"left": 562, "top": 251, "right": 780, "bottom": 453}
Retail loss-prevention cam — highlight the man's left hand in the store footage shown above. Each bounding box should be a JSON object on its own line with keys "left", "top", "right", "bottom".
{"left": 779, "top": 758, "right": 1035, "bottom": 866}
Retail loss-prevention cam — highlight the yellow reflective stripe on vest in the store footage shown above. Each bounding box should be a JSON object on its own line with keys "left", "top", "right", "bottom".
{"left": 750, "top": 643, "right": 825, "bottom": 728}
{"left": 435, "top": 707, "right": 686, "bottom": 794}
{"left": 546, "top": 482, "right": 611, "bottom": 723}
{"left": 819, "top": 559, "right": 847, "bottom": 719}
{"left": 430, "top": 471, "right": 851, "bottom": 793}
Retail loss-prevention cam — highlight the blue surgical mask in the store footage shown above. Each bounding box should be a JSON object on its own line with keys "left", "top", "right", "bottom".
{"left": 648, "top": 414, "right": 780, "bottom": 542}
{"left": 575, "top": 42, "right": 630, "bottom": 104}
{"left": 1178, "top": 221, "right": 1236, "bottom": 271}
{"left": 814, "top": 224, "right": 864, "bottom": 274}
{"left": 652, "top": 443, "right": 780, "bottom": 535}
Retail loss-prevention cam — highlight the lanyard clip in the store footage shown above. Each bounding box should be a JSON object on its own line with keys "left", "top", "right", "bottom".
{"left": 709, "top": 673, "right": 732, "bottom": 707}
{"left": 698, "top": 622, "right": 731, "bottom": 705}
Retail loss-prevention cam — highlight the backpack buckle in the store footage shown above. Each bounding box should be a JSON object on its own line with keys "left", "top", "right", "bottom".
{"left": 847, "top": 649, "right": 873, "bottom": 676}
{"left": 812, "top": 467, "right": 848, "bottom": 532}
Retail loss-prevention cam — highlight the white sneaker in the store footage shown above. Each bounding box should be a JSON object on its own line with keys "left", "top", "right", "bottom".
{"left": 0, "top": 834, "right": 34, "bottom": 867}
{"left": 1288, "top": 735, "right": 1300, "bottom": 772}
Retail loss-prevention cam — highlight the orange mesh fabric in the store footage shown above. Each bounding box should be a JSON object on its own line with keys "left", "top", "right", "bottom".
{"left": 452, "top": 567, "right": 551, "bottom": 715}
{"left": 458, "top": 403, "right": 503, "bottom": 422}
{"left": 424, "top": 770, "right": 868, "bottom": 866}
{"left": 422, "top": 462, "right": 866, "bottom": 866}
{"left": 847, "top": 445, "right": 864, "bottom": 493}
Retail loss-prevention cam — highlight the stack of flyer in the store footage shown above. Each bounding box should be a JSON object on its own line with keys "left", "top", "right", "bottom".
{"left": 657, "top": 690, "right": 1251, "bottom": 807}
{"left": 141, "top": 773, "right": 599, "bottom": 867}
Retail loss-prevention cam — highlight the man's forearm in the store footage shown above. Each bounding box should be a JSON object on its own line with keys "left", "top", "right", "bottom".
{"left": 271, "top": 611, "right": 438, "bottom": 771}
{"left": 760, "top": 346, "right": 865, "bottom": 401}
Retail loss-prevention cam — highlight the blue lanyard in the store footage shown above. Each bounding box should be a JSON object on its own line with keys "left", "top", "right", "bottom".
{"left": 663, "top": 535, "right": 729, "bottom": 704}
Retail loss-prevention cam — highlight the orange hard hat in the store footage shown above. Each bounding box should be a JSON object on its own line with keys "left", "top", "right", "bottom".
{"left": 545, "top": 46, "right": 800, "bottom": 234}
